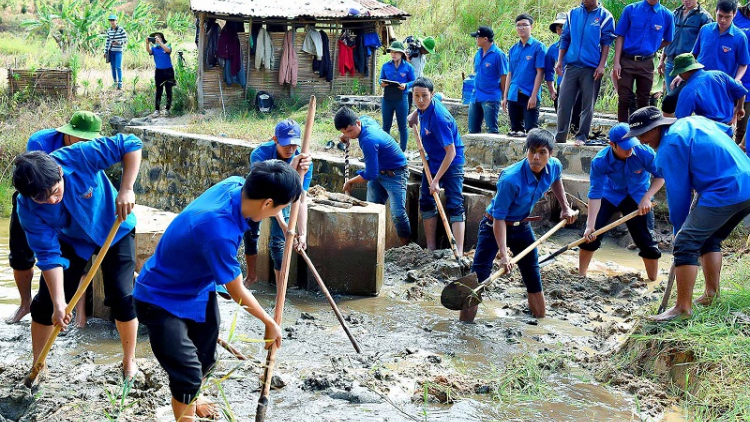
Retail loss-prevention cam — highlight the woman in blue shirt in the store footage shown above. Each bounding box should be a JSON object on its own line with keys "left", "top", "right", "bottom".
{"left": 380, "top": 41, "right": 416, "bottom": 151}
{"left": 145, "top": 32, "right": 175, "bottom": 116}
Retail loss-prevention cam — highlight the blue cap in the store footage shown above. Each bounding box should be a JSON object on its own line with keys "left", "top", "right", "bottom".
{"left": 275, "top": 119, "right": 302, "bottom": 146}
{"left": 609, "top": 123, "right": 639, "bottom": 150}
{"left": 108, "top": 14, "right": 117, "bottom": 20}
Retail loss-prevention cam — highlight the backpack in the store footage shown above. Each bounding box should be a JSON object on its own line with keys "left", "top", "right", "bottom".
{"left": 255, "top": 91, "right": 273, "bottom": 113}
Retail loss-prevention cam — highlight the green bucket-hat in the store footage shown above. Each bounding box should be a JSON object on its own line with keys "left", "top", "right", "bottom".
{"left": 670, "top": 53, "right": 704, "bottom": 77}
{"left": 387, "top": 41, "right": 407, "bottom": 55}
{"left": 56, "top": 111, "right": 102, "bottom": 141}
{"left": 421, "top": 36, "right": 436, "bottom": 54}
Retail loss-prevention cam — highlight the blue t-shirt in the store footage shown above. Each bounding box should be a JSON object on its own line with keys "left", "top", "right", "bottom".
{"left": 588, "top": 144, "right": 659, "bottom": 207}
{"left": 675, "top": 69, "right": 748, "bottom": 123}
{"left": 472, "top": 43, "right": 509, "bottom": 103}
{"left": 17, "top": 135, "right": 141, "bottom": 270}
{"left": 134, "top": 177, "right": 249, "bottom": 322}
{"left": 150, "top": 44, "right": 173, "bottom": 70}
{"left": 27, "top": 129, "right": 65, "bottom": 153}
{"left": 418, "top": 99, "right": 465, "bottom": 174}
{"left": 357, "top": 116, "right": 407, "bottom": 181}
{"left": 560, "top": 4, "right": 616, "bottom": 69}
{"left": 487, "top": 158, "right": 563, "bottom": 221}
{"left": 379, "top": 60, "right": 416, "bottom": 99}
{"left": 250, "top": 141, "right": 313, "bottom": 190}
{"left": 692, "top": 23, "right": 750, "bottom": 77}
{"left": 544, "top": 40, "right": 562, "bottom": 86}
{"left": 616, "top": 0, "right": 675, "bottom": 56}
{"left": 655, "top": 117, "right": 750, "bottom": 233}
{"left": 508, "top": 37, "right": 546, "bottom": 102}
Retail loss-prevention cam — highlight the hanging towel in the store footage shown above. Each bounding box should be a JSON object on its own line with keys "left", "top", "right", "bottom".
{"left": 255, "top": 27, "right": 274, "bottom": 70}
{"left": 279, "top": 30, "right": 298, "bottom": 86}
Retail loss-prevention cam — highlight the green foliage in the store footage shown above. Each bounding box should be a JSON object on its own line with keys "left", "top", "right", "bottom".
{"left": 21, "top": 0, "right": 118, "bottom": 52}
{"left": 171, "top": 49, "right": 197, "bottom": 113}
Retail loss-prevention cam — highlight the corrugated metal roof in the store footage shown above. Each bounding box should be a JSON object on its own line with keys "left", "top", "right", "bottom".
{"left": 190, "top": 0, "right": 409, "bottom": 19}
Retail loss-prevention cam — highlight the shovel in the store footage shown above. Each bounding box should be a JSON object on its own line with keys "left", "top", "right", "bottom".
{"left": 657, "top": 263, "right": 676, "bottom": 314}
{"left": 441, "top": 212, "right": 576, "bottom": 311}
{"left": 538, "top": 209, "right": 641, "bottom": 268}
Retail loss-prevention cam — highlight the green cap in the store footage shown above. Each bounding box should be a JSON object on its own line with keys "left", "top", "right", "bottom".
{"left": 387, "top": 41, "right": 407, "bottom": 55}
{"left": 670, "top": 53, "right": 704, "bottom": 77}
{"left": 421, "top": 36, "right": 436, "bottom": 54}
{"left": 56, "top": 111, "right": 102, "bottom": 140}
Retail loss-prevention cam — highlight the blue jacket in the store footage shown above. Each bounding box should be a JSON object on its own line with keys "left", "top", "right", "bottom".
{"left": 357, "top": 116, "right": 407, "bottom": 181}
{"left": 27, "top": 129, "right": 65, "bottom": 153}
{"left": 134, "top": 177, "right": 248, "bottom": 322}
{"left": 487, "top": 158, "right": 563, "bottom": 221}
{"left": 560, "top": 3, "right": 616, "bottom": 69}
{"left": 616, "top": 0, "right": 675, "bottom": 56}
{"left": 250, "top": 141, "right": 313, "bottom": 190}
{"left": 675, "top": 69, "right": 748, "bottom": 124}
{"left": 693, "top": 23, "right": 750, "bottom": 77}
{"left": 663, "top": 4, "right": 713, "bottom": 61}
{"left": 472, "top": 43, "right": 509, "bottom": 103}
{"left": 379, "top": 60, "right": 416, "bottom": 99}
{"left": 418, "top": 99, "right": 465, "bottom": 174}
{"left": 507, "top": 36, "right": 547, "bottom": 103}
{"left": 588, "top": 144, "right": 659, "bottom": 207}
{"left": 655, "top": 117, "right": 750, "bottom": 233}
{"left": 17, "top": 135, "right": 142, "bottom": 270}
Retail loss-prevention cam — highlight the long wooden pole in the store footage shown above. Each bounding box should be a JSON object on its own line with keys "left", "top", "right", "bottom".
{"left": 24, "top": 218, "right": 122, "bottom": 387}
{"left": 411, "top": 126, "right": 462, "bottom": 265}
{"left": 298, "top": 250, "right": 361, "bottom": 353}
{"left": 256, "top": 95, "right": 316, "bottom": 422}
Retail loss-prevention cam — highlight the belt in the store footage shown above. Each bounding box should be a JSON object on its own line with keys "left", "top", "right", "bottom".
{"left": 485, "top": 213, "right": 542, "bottom": 226}
{"left": 622, "top": 53, "right": 655, "bottom": 62}
{"left": 379, "top": 165, "right": 407, "bottom": 177}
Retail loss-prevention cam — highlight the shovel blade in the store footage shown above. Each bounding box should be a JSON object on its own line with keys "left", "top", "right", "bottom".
{"left": 538, "top": 256, "right": 557, "bottom": 269}
{"left": 441, "top": 272, "right": 481, "bottom": 310}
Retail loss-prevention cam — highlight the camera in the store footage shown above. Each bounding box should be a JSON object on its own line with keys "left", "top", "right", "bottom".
{"left": 403, "top": 35, "right": 421, "bottom": 60}
{"left": 148, "top": 37, "right": 156, "bottom": 43}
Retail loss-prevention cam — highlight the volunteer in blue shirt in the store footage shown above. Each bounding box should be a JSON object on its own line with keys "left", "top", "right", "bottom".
{"left": 658, "top": 0, "right": 713, "bottom": 93}
{"left": 145, "top": 32, "right": 175, "bottom": 116}
{"left": 614, "top": 0, "right": 675, "bottom": 122}
{"left": 13, "top": 132, "right": 143, "bottom": 381}
{"left": 579, "top": 123, "right": 664, "bottom": 281}
{"left": 468, "top": 26, "right": 509, "bottom": 134}
{"left": 726, "top": 2, "right": 750, "bottom": 143}
{"left": 503, "top": 14, "right": 547, "bottom": 137}
{"left": 463, "top": 129, "right": 577, "bottom": 323}
{"left": 379, "top": 41, "right": 416, "bottom": 151}
{"left": 688, "top": 0, "right": 749, "bottom": 81}
{"left": 556, "top": 0, "right": 616, "bottom": 143}
{"left": 671, "top": 53, "right": 747, "bottom": 125}
{"left": 627, "top": 107, "right": 750, "bottom": 322}
{"left": 545, "top": 14, "right": 570, "bottom": 112}
{"left": 410, "top": 77, "right": 466, "bottom": 254}
{"left": 335, "top": 107, "right": 411, "bottom": 245}
{"left": 134, "top": 159, "right": 310, "bottom": 421}
{"left": 243, "top": 120, "right": 312, "bottom": 287}
{"left": 6, "top": 111, "right": 99, "bottom": 325}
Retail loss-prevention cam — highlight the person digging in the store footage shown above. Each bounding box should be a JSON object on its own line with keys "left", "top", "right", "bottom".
{"left": 134, "top": 159, "right": 310, "bottom": 421}
{"left": 626, "top": 106, "right": 750, "bottom": 321}
{"left": 463, "top": 129, "right": 577, "bottom": 322}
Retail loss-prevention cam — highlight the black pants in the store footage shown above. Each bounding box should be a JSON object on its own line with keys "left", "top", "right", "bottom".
{"left": 29, "top": 230, "right": 137, "bottom": 325}
{"left": 674, "top": 198, "right": 750, "bottom": 266}
{"left": 8, "top": 191, "right": 35, "bottom": 270}
{"left": 578, "top": 196, "right": 661, "bottom": 259}
{"left": 508, "top": 92, "right": 540, "bottom": 133}
{"left": 155, "top": 67, "right": 175, "bottom": 111}
{"left": 136, "top": 293, "right": 219, "bottom": 404}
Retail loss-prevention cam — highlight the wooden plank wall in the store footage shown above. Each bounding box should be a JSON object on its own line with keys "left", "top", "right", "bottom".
{"left": 203, "top": 33, "right": 250, "bottom": 109}
{"left": 8, "top": 68, "right": 74, "bottom": 99}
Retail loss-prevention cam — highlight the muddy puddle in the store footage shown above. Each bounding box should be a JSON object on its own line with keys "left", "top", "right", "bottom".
{"left": 0, "top": 218, "right": 686, "bottom": 421}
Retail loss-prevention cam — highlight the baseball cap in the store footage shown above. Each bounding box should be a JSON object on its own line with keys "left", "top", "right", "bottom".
{"left": 608, "top": 123, "right": 639, "bottom": 150}
{"left": 275, "top": 119, "right": 302, "bottom": 146}
{"left": 625, "top": 106, "right": 676, "bottom": 138}
{"left": 470, "top": 26, "right": 494, "bottom": 40}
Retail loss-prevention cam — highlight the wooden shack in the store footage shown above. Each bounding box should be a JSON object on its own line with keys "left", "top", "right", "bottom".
{"left": 190, "top": 0, "right": 409, "bottom": 110}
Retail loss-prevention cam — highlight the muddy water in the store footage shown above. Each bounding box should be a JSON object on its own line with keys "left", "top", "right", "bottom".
{"left": 0, "top": 218, "right": 684, "bottom": 421}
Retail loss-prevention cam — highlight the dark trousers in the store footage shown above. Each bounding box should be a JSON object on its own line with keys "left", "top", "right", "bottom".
{"left": 30, "top": 230, "right": 137, "bottom": 325}
{"left": 578, "top": 196, "right": 661, "bottom": 259}
{"left": 555, "top": 66, "right": 600, "bottom": 143}
{"left": 136, "top": 292, "right": 219, "bottom": 404}
{"left": 508, "top": 92, "right": 540, "bottom": 133}
{"left": 617, "top": 56, "right": 654, "bottom": 122}
{"left": 155, "top": 67, "right": 175, "bottom": 111}
{"left": 8, "top": 191, "right": 35, "bottom": 270}
{"left": 471, "top": 217, "right": 542, "bottom": 293}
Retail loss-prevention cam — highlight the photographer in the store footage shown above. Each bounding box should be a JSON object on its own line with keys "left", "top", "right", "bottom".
{"left": 406, "top": 36, "right": 436, "bottom": 110}
{"left": 145, "top": 32, "right": 175, "bottom": 117}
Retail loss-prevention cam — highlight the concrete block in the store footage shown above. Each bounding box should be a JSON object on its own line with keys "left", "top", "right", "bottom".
{"left": 254, "top": 216, "right": 305, "bottom": 288}
{"left": 415, "top": 190, "right": 491, "bottom": 252}
{"left": 304, "top": 202, "right": 385, "bottom": 296}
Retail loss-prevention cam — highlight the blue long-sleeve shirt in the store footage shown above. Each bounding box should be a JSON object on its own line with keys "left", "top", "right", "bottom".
{"left": 692, "top": 23, "right": 750, "bottom": 77}
{"left": 675, "top": 69, "right": 748, "bottom": 124}
{"left": 418, "top": 98, "right": 464, "bottom": 174}
{"left": 544, "top": 41, "right": 563, "bottom": 85}
{"left": 16, "top": 134, "right": 142, "bottom": 270}
{"left": 27, "top": 129, "right": 64, "bottom": 153}
{"left": 379, "top": 60, "right": 416, "bottom": 99}
{"left": 134, "top": 177, "right": 248, "bottom": 322}
{"left": 588, "top": 144, "right": 659, "bottom": 207}
{"left": 487, "top": 158, "right": 563, "bottom": 221}
{"left": 472, "top": 43, "right": 509, "bottom": 103}
{"left": 616, "top": 0, "right": 674, "bottom": 56}
{"left": 250, "top": 141, "right": 313, "bottom": 190}
{"left": 655, "top": 116, "right": 750, "bottom": 233}
{"left": 507, "top": 36, "right": 547, "bottom": 103}
{"left": 356, "top": 116, "right": 407, "bottom": 181}
{"left": 663, "top": 4, "right": 713, "bottom": 61}
{"left": 560, "top": 3, "right": 616, "bottom": 69}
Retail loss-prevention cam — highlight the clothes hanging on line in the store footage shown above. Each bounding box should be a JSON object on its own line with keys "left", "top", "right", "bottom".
{"left": 217, "top": 23, "right": 242, "bottom": 76}
{"left": 255, "top": 27, "right": 274, "bottom": 70}
{"left": 279, "top": 30, "right": 298, "bottom": 86}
